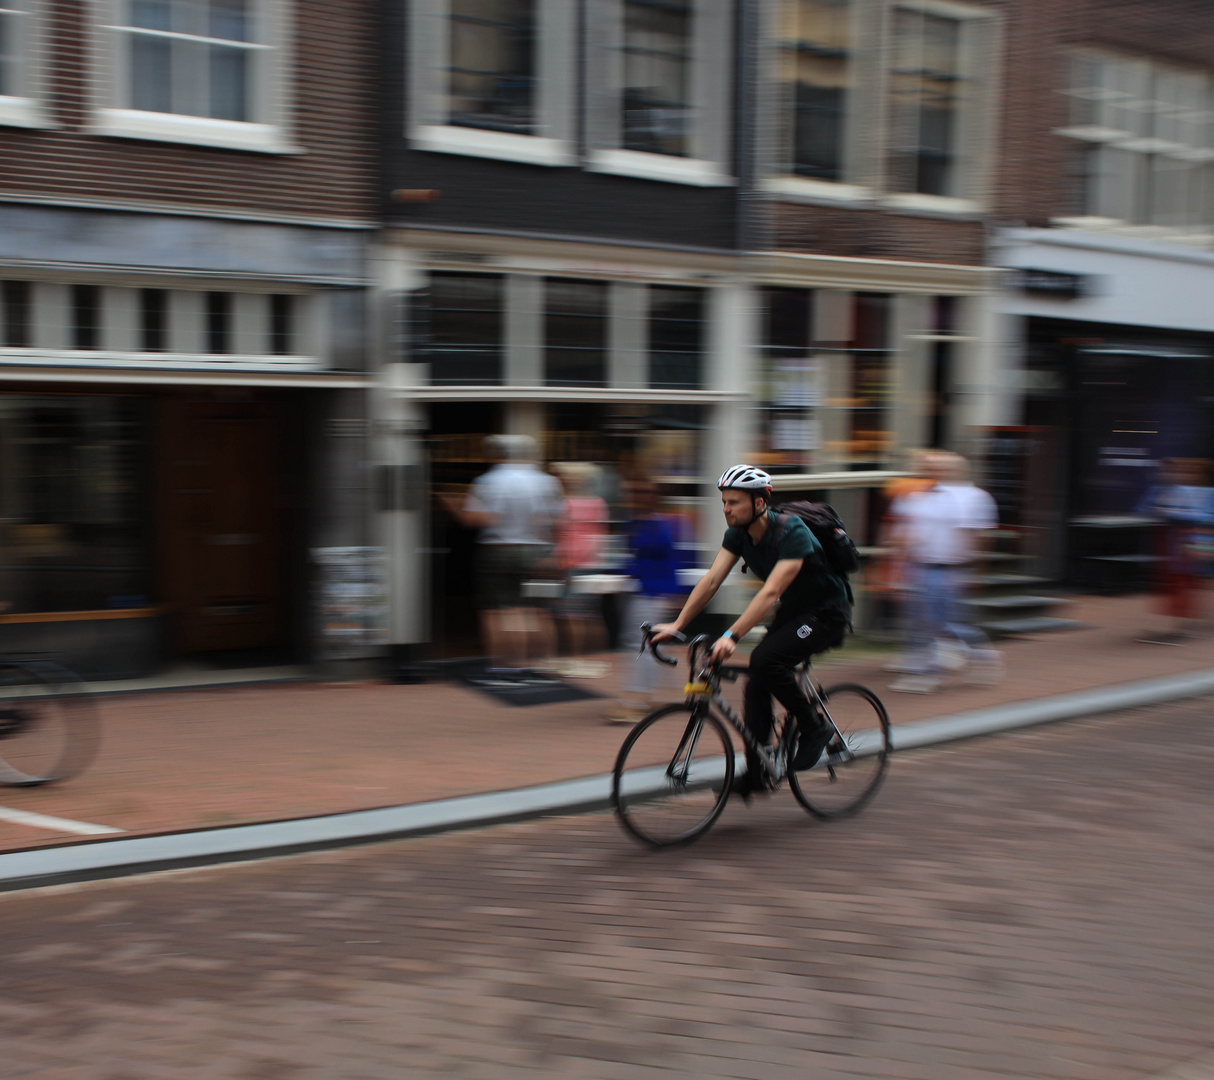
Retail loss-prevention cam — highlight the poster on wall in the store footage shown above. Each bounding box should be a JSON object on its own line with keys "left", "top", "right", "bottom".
{"left": 312, "top": 546, "right": 388, "bottom": 659}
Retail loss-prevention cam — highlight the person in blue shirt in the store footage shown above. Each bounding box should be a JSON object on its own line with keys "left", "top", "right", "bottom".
{"left": 652, "top": 465, "right": 850, "bottom": 799}
{"left": 611, "top": 477, "right": 685, "bottom": 723}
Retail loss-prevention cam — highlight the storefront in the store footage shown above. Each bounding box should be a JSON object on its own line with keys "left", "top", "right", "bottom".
{"left": 997, "top": 227, "right": 1214, "bottom": 581}
{"left": 373, "top": 230, "right": 752, "bottom": 662}
{"left": 0, "top": 204, "right": 373, "bottom": 677}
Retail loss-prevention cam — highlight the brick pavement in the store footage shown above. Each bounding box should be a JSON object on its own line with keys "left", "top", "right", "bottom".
{"left": 0, "top": 695, "right": 1211, "bottom": 1078}
{"left": 0, "top": 592, "right": 1212, "bottom": 852}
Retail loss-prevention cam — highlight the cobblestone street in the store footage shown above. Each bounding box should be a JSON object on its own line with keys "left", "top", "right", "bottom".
{"left": 1, "top": 697, "right": 1213, "bottom": 1079}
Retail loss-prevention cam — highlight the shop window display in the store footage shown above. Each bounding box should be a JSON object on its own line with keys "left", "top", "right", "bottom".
{"left": 0, "top": 396, "right": 149, "bottom": 614}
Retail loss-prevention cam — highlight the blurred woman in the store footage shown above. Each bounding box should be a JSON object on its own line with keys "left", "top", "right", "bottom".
{"left": 552, "top": 462, "right": 610, "bottom": 663}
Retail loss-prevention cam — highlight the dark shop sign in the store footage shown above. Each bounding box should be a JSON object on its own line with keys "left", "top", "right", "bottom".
{"left": 1011, "top": 268, "right": 1088, "bottom": 298}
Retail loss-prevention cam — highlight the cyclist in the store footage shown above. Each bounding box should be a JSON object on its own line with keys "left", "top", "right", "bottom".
{"left": 652, "top": 464, "right": 850, "bottom": 798}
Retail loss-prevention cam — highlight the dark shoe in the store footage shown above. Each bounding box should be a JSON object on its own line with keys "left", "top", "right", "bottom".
{"left": 792, "top": 722, "right": 833, "bottom": 771}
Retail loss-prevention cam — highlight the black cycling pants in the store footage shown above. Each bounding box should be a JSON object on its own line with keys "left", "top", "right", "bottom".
{"left": 743, "top": 613, "right": 847, "bottom": 753}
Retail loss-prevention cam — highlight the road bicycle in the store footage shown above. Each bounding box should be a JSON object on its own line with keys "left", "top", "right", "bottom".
{"left": 612, "top": 625, "right": 890, "bottom": 847}
{"left": 0, "top": 656, "right": 99, "bottom": 786}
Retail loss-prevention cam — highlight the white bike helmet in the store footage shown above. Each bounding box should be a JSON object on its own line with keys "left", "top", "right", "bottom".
{"left": 717, "top": 464, "right": 772, "bottom": 492}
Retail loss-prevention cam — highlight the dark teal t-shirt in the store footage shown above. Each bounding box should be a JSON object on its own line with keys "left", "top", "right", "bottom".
{"left": 722, "top": 509, "right": 850, "bottom": 624}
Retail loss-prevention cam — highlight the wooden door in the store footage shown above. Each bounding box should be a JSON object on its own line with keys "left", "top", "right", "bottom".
{"left": 156, "top": 398, "right": 286, "bottom": 653}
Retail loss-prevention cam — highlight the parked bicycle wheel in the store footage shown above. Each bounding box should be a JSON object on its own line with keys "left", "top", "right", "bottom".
{"left": 613, "top": 703, "right": 735, "bottom": 847}
{"left": 0, "top": 661, "right": 100, "bottom": 786}
{"left": 788, "top": 683, "right": 889, "bottom": 820}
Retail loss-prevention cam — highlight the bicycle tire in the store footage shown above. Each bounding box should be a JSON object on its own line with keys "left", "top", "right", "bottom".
{"left": 788, "top": 683, "right": 889, "bottom": 820}
{"left": 0, "top": 660, "right": 100, "bottom": 786}
{"left": 612, "top": 703, "right": 735, "bottom": 847}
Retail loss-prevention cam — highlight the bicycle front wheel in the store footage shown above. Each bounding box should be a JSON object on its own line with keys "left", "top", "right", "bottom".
{"left": 0, "top": 661, "right": 100, "bottom": 786}
{"left": 789, "top": 683, "right": 889, "bottom": 820}
{"left": 613, "top": 703, "right": 735, "bottom": 847}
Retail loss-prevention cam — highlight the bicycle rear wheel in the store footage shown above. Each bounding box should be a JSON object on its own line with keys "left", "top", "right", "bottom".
{"left": 789, "top": 683, "right": 889, "bottom": 820}
{"left": 613, "top": 703, "right": 735, "bottom": 847}
{"left": 0, "top": 661, "right": 100, "bottom": 786}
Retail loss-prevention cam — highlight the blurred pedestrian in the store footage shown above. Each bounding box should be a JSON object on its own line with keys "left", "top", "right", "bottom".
{"left": 1137, "top": 457, "right": 1214, "bottom": 644}
{"left": 608, "top": 477, "right": 685, "bottom": 724}
{"left": 889, "top": 451, "right": 1001, "bottom": 693}
{"left": 551, "top": 461, "right": 610, "bottom": 669}
{"left": 439, "top": 434, "right": 562, "bottom": 673}
{"left": 876, "top": 449, "right": 936, "bottom": 658}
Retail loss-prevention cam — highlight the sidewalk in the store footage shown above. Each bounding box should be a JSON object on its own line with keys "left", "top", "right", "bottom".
{"left": 1, "top": 592, "right": 1211, "bottom": 855}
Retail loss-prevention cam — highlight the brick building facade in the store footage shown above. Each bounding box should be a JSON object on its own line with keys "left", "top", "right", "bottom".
{"left": 0, "top": 0, "right": 378, "bottom": 676}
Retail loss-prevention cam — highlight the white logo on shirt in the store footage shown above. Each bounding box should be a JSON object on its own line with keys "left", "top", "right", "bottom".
{"left": 797, "top": 624, "right": 811, "bottom": 639}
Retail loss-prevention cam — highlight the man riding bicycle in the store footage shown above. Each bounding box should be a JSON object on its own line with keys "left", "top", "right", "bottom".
{"left": 652, "top": 465, "right": 851, "bottom": 799}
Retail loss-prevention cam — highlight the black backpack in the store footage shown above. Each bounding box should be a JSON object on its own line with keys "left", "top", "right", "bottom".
{"left": 769, "top": 500, "right": 861, "bottom": 604}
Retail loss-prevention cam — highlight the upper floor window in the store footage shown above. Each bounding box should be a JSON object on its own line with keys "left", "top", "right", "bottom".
{"left": 768, "top": 0, "right": 999, "bottom": 210}
{"left": 586, "top": 0, "right": 733, "bottom": 185}
{"left": 779, "top": 0, "right": 852, "bottom": 183}
{"left": 409, "top": 0, "right": 575, "bottom": 166}
{"left": 887, "top": 7, "right": 962, "bottom": 197}
{"left": 449, "top": 0, "right": 536, "bottom": 135}
{"left": 1059, "top": 52, "right": 1214, "bottom": 232}
{"left": 94, "top": 0, "right": 294, "bottom": 152}
{"left": 622, "top": 0, "right": 693, "bottom": 157}
{"left": 0, "top": 1, "right": 43, "bottom": 128}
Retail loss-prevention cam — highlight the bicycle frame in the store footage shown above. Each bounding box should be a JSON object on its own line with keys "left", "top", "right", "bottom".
{"left": 670, "top": 634, "right": 856, "bottom": 789}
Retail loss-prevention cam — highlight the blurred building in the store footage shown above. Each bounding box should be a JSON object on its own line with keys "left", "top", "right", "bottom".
{"left": 374, "top": 0, "right": 1005, "bottom": 660}
{"left": 991, "top": 0, "right": 1214, "bottom": 582}
{"left": 0, "top": 2, "right": 375, "bottom": 676}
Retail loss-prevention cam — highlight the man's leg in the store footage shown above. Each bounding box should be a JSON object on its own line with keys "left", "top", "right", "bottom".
{"left": 743, "top": 616, "right": 844, "bottom": 787}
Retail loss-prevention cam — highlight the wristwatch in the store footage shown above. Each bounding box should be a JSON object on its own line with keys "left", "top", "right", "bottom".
{"left": 721, "top": 629, "right": 736, "bottom": 642}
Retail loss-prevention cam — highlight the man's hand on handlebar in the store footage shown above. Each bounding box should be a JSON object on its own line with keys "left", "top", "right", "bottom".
{"left": 708, "top": 634, "right": 737, "bottom": 665}
{"left": 649, "top": 622, "right": 683, "bottom": 644}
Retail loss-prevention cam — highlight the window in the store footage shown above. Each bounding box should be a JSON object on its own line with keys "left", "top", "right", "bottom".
{"left": 206, "top": 291, "right": 231, "bottom": 354}
{"left": 95, "top": 0, "right": 292, "bottom": 152}
{"left": 622, "top": 0, "right": 693, "bottom": 157}
{"left": 2, "top": 281, "right": 30, "bottom": 347}
{"left": 414, "top": 273, "right": 504, "bottom": 385}
{"left": 545, "top": 279, "right": 608, "bottom": 386}
{"left": 768, "top": 0, "right": 997, "bottom": 208}
{"left": 779, "top": 0, "right": 852, "bottom": 182}
{"left": 140, "top": 289, "right": 167, "bottom": 352}
{"left": 124, "top": 0, "right": 256, "bottom": 120}
{"left": 1060, "top": 52, "right": 1214, "bottom": 231}
{"left": 887, "top": 8, "right": 962, "bottom": 197}
{"left": 0, "top": 396, "right": 149, "bottom": 614}
{"left": 648, "top": 285, "right": 704, "bottom": 389}
{"left": 846, "top": 293, "right": 893, "bottom": 469}
{"left": 409, "top": 0, "right": 575, "bottom": 165}
{"left": 269, "top": 293, "right": 292, "bottom": 355}
{"left": 759, "top": 287, "right": 818, "bottom": 471}
{"left": 0, "top": 0, "right": 42, "bottom": 127}
{"left": 586, "top": 0, "right": 733, "bottom": 184}
{"left": 72, "top": 286, "right": 101, "bottom": 351}
{"left": 449, "top": 0, "right": 535, "bottom": 134}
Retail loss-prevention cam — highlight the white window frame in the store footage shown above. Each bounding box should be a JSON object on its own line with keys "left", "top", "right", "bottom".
{"left": 408, "top": 0, "right": 576, "bottom": 167}
{"left": 89, "top": 0, "right": 298, "bottom": 154}
{"left": 585, "top": 0, "right": 735, "bottom": 187}
{"left": 0, "top": 1, "right": 50, "bottom": 129}
{"left": 760, "top": 0, "right": 999, "bottom": 215}
{"left": 1056, "top": 50, "right": 1214, "bottom": 236}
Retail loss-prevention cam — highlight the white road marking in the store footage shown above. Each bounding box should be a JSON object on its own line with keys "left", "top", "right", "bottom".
{"left": 0, "top": 806, "right": 123, "bottom": 836}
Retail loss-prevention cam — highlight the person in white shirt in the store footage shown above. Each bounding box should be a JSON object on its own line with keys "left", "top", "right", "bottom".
{"left": 890, "top": 452, "right": 1001, "bottom": 692}
{"left": 442, "top": 434, "right": 563, "bottom": 671}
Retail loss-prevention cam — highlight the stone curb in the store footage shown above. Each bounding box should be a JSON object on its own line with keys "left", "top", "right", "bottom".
{"left": 2, "top": 667, "right": 1213, "bottom": 893}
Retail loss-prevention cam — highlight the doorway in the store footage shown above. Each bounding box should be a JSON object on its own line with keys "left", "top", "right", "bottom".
{"left": 154, "top": 396, "right": 288, "bottom": 654}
